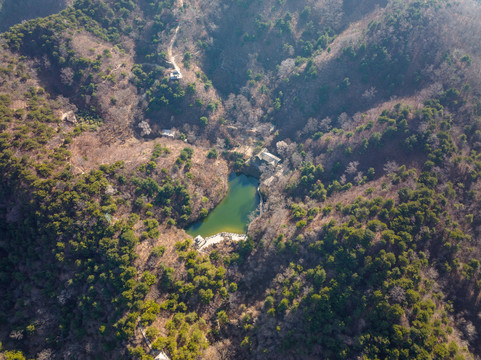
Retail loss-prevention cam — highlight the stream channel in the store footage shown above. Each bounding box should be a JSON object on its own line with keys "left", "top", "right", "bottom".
{"left": 186, "top": 173, "right": 260, "bottom": 238}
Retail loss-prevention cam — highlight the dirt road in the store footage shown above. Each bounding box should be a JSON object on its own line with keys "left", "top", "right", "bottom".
{"left": 167, "top": 0, "right": 183, "bottom": 71}
{"left": 167, "top": 26, "right": 180, "bottom": 72}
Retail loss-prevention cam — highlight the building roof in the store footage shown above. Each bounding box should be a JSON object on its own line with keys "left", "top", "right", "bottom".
{"left": 155, "top": 352, "right": 170, "bottom": 360}
{"left": 194, "top": 235, "right": 205, "bottom": 244}
{"left": 161, "top": 129, "right": 175, "bottom": 137}
{"left": 258, "top": 149, "right": 281, "bottom": 166}
{"left": 170, "top": 70, "right": 183, "bottom": 80}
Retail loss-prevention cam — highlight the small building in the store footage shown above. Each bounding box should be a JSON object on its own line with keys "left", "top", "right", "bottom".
{"left": 161, "top": 129, "right": 175, "bottom": 138}
{"left": 170, "top": 70, "right": 183, "bottom": 80}
{"left": 194, "top": 235, "right": 206, "bottom": 248}
{"left": 155, "top": 352, "right": 171, "bottom": 360}
{"left": 257, "top": 148, "right": 281, "bottom": 167}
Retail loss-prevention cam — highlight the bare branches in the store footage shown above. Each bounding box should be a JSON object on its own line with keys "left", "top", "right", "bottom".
{"left": 345, "top": 161, "right": 359, "bottom": 175}
{"left": 383, "top": 161, "right": 399, "bottom": 175}
{"left": 60, "top": 67, "right": 74, "bottom": 86}
{"left": 362, "top": 86, "right": 377, "bottom": 100}
{"left": 138, "top": 121, "right": 152, "bottom": 136}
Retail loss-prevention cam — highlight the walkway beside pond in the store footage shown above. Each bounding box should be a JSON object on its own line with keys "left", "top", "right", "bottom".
{"left": 194, "top": 232, "right": 247, "bottom": 251}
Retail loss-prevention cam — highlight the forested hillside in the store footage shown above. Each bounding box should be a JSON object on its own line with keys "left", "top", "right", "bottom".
{"left": 1, "top": 0, "right": 481, "bottom": 359}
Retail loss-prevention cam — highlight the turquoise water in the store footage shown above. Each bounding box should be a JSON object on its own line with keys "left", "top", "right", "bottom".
{"left": 186, "top": 173, "right": 259, "bottom": 238}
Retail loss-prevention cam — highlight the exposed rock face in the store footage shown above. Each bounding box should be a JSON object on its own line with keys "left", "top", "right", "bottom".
{"left": 62, "top": 110, "right": 77, "bottom": 124}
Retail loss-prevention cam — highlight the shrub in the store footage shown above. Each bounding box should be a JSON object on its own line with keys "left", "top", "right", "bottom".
{"left": 207, "top": 148, "right": 218, "bottom": 159}
{"left": 200, "top": 116, "right": 208, "bottom": 126}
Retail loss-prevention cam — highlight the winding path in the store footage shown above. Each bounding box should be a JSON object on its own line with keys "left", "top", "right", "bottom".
{"left": 166, "top": 0, "right": 183, "bottom": 72}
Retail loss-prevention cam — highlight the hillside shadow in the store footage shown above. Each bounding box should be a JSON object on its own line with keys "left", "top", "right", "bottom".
{"left": 200, "top": 0, "right": 389, "bottom": 97}
{"left": 0, "top": 0, "right": 67, "bottom": 33}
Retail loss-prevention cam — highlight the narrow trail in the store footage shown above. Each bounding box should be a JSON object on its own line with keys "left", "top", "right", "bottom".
{"left": 166, "top": 0, "right": 183, "bottom": 71}
{"left": 167, "top": 27, "right": 180, "bottom": 71}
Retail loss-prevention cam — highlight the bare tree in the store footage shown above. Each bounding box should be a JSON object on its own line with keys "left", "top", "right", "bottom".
{"left": 277, "top": 58, "right": 296, "bottom": 78}
{"left": 463, "top": 320, "right": 477, "bottom": 341}
{"left": 9, "top": 329, "right": 24, "bottom": 340}
{"left": 257, "top": 123, "right": 273, "bottom": 138}
{"left": 276, "top": 141, "right": 289, "bottom": 157}
{"left": 216, "top": 137, "right": 226, "bottom": 149}
{"left": 354, "top": 171, "right": 364, "bottom": 184}
{"left": 352, "top": 112, "right": 364, "bottom": 125}
{"left": 362, "top": 86, "right": 377, "bottom": 100}
{"left": 291, "top": 152, "right": 303, "bottom": 168}
{"left": 389, "top": 285, "right": 406, "bottom": 304}
{"left": 304, "top": 150, "right": 314, "bottom": 163}
{"left": 417, "top": 122, "right": 430, "bottom": 134}
{"left": 338, "top": 112, "right": 352, "bottom": 130}
{"left": 345, "top": 161, "right": 359, "bottom": 175}
{"left": 319, "top": 117, "right": 332, "bottom": 132}
{"left": 302, "top": 117, "right": 319, "bottom": 135}
{"left": 36, "top": 349, "right": 53, "bottom": 360}
{"left": 225, "top": 94, "right": 261, "bottom": 127}
{"left": 138, "top": 121, "right": 152, "bottom": 136}
{"left": 418, "top": 82, "right": 443, "bottom": 101}
{"left": 319, "top": 0, "right": 344, "bottom": 29}
{"left": 383, "top": 161, "right": 399, "bottom": 175}
{"left": 60, "top": 67, "right": 74, "bottom": 86}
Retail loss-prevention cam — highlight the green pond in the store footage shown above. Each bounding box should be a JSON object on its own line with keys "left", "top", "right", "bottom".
{"left": 186, "top": 173, "right": 259, "bottom": 238}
